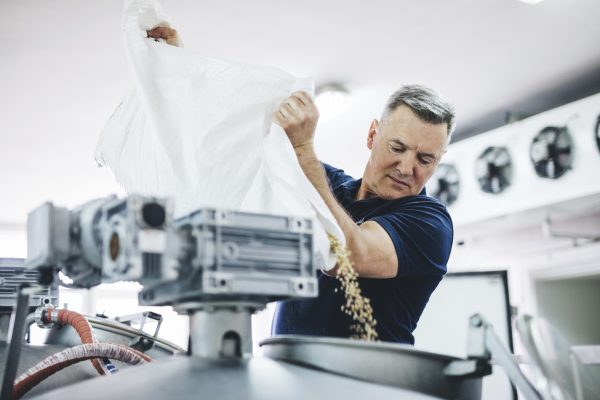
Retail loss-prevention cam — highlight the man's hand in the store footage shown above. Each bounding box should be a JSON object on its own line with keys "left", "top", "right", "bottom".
{"left": 146, "top": 26, "right": 183, "bottom": 47}
{"left": 273, "top": 91, "right": 319, "bottom": 150}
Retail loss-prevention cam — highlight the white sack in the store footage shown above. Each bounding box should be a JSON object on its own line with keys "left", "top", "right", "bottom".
{"left": 95, "top": 0, "right": 344, "bottom": 270}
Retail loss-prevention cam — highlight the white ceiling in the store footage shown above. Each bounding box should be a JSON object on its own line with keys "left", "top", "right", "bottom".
{"left": 1, "top": 0, "right": 600, "bottom": 230}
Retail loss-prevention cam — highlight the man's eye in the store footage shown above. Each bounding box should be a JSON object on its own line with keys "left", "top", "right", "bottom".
{"left": 419, "top": 158, "right": 433, "bottom": 165}
{"left": 390, "top": 146, "right": 405, "bottom": 153}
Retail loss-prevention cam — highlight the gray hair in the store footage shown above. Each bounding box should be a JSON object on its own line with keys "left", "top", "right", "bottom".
{"left": 381, "top": 84, "right": 456, "bottom": 140}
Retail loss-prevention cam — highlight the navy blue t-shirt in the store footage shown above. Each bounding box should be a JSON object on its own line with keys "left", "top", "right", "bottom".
{"left": 272, "top": 163, "right": 453, "bottom": 344}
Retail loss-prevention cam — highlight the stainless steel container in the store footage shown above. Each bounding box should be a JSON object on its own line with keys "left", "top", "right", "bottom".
{"left": 260, "top": 336, "right": 483, "bottom": 400}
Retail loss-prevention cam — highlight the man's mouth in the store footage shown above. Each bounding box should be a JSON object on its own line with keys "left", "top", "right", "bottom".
{"left": 388, "top": 175, "right": 411, "bottom": 188}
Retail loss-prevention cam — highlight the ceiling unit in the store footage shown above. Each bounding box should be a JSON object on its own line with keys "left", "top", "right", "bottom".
{"left": 428, "top": 93, "right": 600, "bottom": 226}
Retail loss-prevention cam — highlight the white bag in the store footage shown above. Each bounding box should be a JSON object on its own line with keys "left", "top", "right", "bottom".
{"left": 95, "top": 0, "right": 344, "bottom": 270}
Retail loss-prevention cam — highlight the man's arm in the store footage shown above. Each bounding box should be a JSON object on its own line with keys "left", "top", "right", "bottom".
{"left": 274, "top": 92, "right": 398, "bottom": 279}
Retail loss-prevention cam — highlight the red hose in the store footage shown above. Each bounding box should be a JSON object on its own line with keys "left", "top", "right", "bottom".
{"left": 50, "top": 308, "right": 105, "bottom": 375}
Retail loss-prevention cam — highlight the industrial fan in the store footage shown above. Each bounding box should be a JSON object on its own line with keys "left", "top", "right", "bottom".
{"left": 529, "top": 126, "right": 573, "bottom": 179}
{"left": 429, "top": 163, "right": 460, "bottom": 206}
{"left": 475, "top": 146, "right": 512, "bottom": 194}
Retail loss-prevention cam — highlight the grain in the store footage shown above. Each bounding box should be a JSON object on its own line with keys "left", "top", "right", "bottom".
{"left": 328, "top": 234, "right": 378, "bottom": 341}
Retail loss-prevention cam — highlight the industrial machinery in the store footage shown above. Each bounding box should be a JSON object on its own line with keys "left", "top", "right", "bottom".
{"left": 0, "top": 195, "right": 550, "bottom": 399}
{"left": 0, "top": 258, "right": 58, "bottom": 342}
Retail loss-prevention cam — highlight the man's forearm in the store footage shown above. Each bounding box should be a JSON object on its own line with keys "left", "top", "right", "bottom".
{"left": 293, "top": 144, "right": 366, "bottom": 270}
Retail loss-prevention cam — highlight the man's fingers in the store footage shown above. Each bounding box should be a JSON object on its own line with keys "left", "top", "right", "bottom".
{"left": 283, "top": 101, "right": 302, "bottom": 117}
{"left": 273, "top": 110, "right": 285, "bottom": 126}
{"left": 147, "top": 26, "right": 167, "bottom": 38}
{"left": 279, "top": 105, "right": 299, "bottom": 123}
{"left": 146, "top": 26, "right": 180, "bottom": 46}
{"left": 292, "top": 91, "right": 313, "bottom": 107}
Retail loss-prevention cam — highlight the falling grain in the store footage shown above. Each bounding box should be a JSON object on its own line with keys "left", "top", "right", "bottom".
{"left": 328, "top": 234, "right": 378, "bottom": 341}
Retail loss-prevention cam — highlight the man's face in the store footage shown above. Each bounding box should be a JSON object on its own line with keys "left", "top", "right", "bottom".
{"left": 361, "top": 105, "right": 448, "bottom": 200}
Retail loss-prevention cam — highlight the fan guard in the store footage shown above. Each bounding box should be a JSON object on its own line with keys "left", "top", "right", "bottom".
{"left": 475, "top": 146, "right": 512, "bottom": 194}
{"left": 529, "top": 126, "right": 573, "bottom": 179}
{"left": 429, "top": 163, "right": 460, "bottom": 206}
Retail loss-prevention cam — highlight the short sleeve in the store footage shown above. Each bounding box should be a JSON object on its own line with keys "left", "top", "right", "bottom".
{"left": 370, "top": 198, "right": 453, "bottom": 278}
{"left": 322, "top": 163, "right": 353, "bottom": 190}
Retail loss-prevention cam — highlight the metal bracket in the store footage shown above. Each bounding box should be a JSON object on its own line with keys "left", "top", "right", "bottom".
{"left": 444, "top": 359, "right": 492, "bottom": 378}
{"left": 457, "top": 314, "right": 543, "bottom": 400}
{"left": 116, "top": 311, "right": 163, "bottom": 352}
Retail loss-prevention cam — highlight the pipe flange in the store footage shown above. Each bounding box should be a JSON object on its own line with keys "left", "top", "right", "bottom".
{"left": 34, "top": 306, "right": 55, "bottom": 329}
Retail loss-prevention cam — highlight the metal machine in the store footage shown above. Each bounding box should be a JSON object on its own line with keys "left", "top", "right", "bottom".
{"left": 0, "top": 195, "right": 547, "bottom": 399}
{"left": 23, "top": 196, "right": 318, "bottom": 359}
{"left": 0, "top": 259, "right": 58, "bottom": 343}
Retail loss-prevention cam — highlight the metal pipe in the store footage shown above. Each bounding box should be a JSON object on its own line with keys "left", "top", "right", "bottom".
{"left": 484, "top": 321, "right": 543, "bottom": 400}
{"left": 1, "top": 284, "right": 32, "bottom": 400}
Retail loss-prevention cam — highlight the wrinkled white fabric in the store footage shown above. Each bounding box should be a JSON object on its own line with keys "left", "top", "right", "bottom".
{"left": 95, "top": 0, "right": 343, "bottom": 270}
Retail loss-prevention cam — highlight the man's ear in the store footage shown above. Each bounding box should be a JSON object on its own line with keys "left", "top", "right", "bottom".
{"left": 367, "top": 119, "right": 379, "bottom": 150}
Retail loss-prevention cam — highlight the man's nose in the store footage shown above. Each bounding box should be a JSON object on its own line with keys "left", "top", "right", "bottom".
{"left": 395, "top": 152, "right": 415, "bottom": 176}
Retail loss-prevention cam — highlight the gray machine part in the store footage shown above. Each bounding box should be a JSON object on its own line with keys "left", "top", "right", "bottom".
{"left": 25, "top": 196, "right": 172, "bottom": 288}
{"left": 25, "top": 197, "right": 318, "bottom": 305}
{"left": 139, "top": 208, "right": 317, "bottom": 306}
{"left": 101, "top": 196, "right": 172, "bottom": 283}
{"left": 183, "top": 302, "right": 260, "bottom": 358}
{"left": 29, "top": 355, "right": 444, "bottom": 400}
{"left": 260, "top": 335, "right": 484, "bottom": 400}
{"left": 0, "top": 258, "right": 58, "bottom": 342}
{"left": 0, "top": 259, "right": 57, "bottom": 312}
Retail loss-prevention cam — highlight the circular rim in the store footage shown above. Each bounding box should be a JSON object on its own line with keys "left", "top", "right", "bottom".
{"left": 259, "top": 335, "right": 461, "bottom": 363}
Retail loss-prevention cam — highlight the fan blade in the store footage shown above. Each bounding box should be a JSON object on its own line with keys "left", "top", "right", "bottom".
{"left": 494, "top": 150, "right": 510, "bottom": 166}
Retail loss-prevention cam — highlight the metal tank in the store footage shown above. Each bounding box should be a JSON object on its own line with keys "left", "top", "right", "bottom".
{"left": 26, "top": 332, "right": 488, "bottom": 400}
{"left": 29, "top": 351, "right": 448, "bottom": 400}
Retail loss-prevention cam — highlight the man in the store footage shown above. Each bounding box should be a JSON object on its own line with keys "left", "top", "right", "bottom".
{"left": 146, "top": 26, "right": 454, "bottom": 344}
{"left": 271, "top": 86, "right": 455, "bottom": 344}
